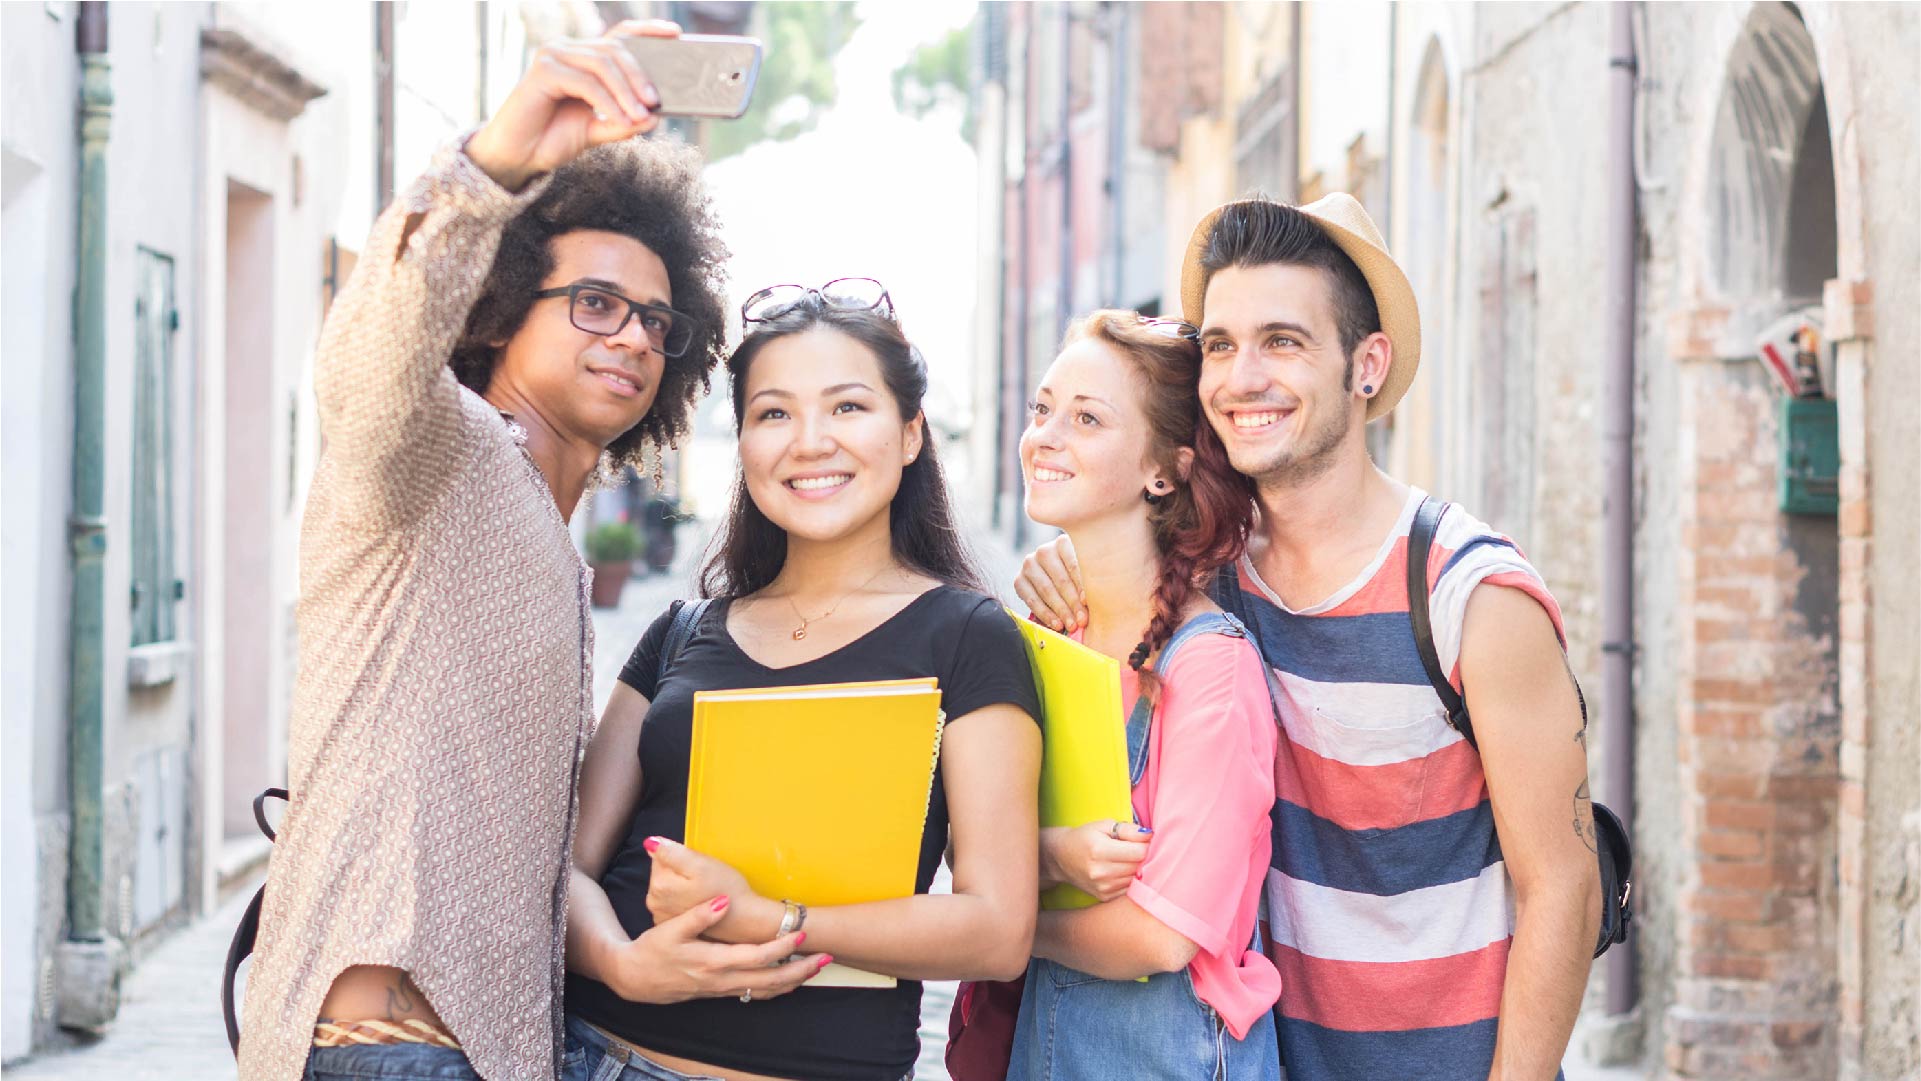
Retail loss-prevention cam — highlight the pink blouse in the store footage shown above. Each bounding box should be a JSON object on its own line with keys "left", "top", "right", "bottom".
{"left": 1121, "top": 631, "right": 1283, "bottom": 1039}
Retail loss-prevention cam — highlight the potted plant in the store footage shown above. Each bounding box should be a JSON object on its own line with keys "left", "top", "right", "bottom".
{"left": 585, "top": 521, "right": 644, "bottom": 609}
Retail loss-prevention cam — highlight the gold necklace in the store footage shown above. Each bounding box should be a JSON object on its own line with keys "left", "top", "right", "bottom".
{"left": 782, "top": 565, "right": 894, "bottom": 640}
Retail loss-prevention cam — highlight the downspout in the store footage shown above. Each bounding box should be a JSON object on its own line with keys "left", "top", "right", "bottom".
{"left": 375, "top": 2, "right": 396, "bottom": 211}
{"left": 1104, "top": 2, "right": 1126, "bottom": 308}
{"left": 59, "top": 0, "right": 125, "bottom": 1030}
{"left": 1010, "top": 6, "right": 1034, "bottom": 550}
{"left": 1382, "top": 3, "right": 1397, "bottom": 239}
{"left": 1602, "top": 0, "right": 1640, "bottom": 1017}
{"left": 1055, "top": 2, "right": 1073, "bottom": 342}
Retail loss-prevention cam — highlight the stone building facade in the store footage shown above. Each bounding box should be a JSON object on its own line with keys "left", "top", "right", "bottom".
{"left": 0, "top": 0, "right": 659, "bottom": 1061}
{"left": 969, "top": 3, "right": 1919, "bottom": 1077}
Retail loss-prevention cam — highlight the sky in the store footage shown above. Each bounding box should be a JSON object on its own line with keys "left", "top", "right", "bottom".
{"left": 683, "top": 0, "right": 983, "bottom": 511}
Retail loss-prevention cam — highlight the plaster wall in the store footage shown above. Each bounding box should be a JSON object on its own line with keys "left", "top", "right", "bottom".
{"left": 0, "top": 2, "right": 83, "bottom": 1059}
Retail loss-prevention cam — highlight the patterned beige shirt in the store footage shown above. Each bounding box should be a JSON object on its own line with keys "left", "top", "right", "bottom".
{"left": 239, "top": 144, "right": 592, "bottom": 1080}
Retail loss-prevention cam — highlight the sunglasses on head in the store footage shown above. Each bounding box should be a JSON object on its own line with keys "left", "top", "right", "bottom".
{"left": 1138, "top": 316, "right": 1200, "bottom": 342}
{"left": 741, "top": 277, "right": 895, "bottom": 328}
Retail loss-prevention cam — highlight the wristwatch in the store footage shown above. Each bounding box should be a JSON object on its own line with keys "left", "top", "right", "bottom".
{"left": 777, "top": 899, "right": 808, "bottom": 937}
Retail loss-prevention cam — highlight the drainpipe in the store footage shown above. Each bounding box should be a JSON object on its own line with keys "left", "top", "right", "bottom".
{"left": 58, "top": 0, "right": 125, "bottom": 1031}
{"left": 1055, "top": 2, "right": 1073, "bottom": 342}
{"left": 375, "top": 2, "right": 396, "bottom": 211}
{"left": 1104, "top": 2, "right": 1126, "bottom": 308}
{"left": 1010, "top": 6, "right": 1034, "bottom": 550}
{"left": 1602, "top": 0, "right": 1640, "bottom": 1017}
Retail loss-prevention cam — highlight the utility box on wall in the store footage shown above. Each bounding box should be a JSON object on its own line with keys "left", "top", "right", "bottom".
{"left": 1779, "top": 397, "right": 1840, "bottom": 515}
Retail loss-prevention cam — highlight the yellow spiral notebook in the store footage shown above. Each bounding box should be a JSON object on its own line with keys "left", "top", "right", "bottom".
{"left": 686, "top": 678, "right": 944, "bottom": 989}
{"left": 1007, "top": 611, "right": 1135, "bottom": 910}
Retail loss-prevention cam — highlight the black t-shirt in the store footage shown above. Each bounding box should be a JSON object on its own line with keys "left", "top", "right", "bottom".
{"left": 566, "top": 585, "right": 1041, "bottom": 1081}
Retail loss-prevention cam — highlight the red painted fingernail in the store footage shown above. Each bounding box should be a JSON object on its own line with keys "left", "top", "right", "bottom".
{"left": 795, "top": 932, "right": 807, "bottom": 948}
{"left": 817, "top": 954, "right": 834, "bottom": 968}
{"left": 643, "top": 836, "right": 662, "bottom": 854}
{"left": 710, "top": 895, "right": 729, "bottom": 913}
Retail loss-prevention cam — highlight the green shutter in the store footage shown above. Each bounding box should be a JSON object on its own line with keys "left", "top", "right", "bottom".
{"left": 131, "top": 248, "right": 178, "bottom": 646}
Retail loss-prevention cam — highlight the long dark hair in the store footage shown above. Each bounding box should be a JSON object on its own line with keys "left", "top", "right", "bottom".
{"left": 698, "top": 299, "right": 987, "bottom": 599}
{"left": 1064, "top": 311, "right": 1256, "bottom": 700}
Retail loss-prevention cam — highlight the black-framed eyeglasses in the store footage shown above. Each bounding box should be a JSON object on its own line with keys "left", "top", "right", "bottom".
{"left": 741, "top": 277, "right": 894, "bottom": 327}
{"left": 1139, "top": 317, "right": 1200, "bottom": 342}
{"left": 532, "top": 283, "right": 699, "bottom": 358}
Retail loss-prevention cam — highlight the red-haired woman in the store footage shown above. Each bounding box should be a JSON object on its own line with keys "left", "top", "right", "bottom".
{"left": 1008, "top": 311, "right": 1282, "bottom": 1080}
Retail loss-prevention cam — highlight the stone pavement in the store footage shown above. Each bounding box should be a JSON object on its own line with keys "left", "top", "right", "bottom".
{"left": 6, "top": 880, "right": 256, "bottom": 1080}
{"left": 6, "top": 515, "right": 1638, "bottom": 1080}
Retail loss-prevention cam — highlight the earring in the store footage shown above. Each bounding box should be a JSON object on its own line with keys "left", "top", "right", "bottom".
{"left": 1143, "top": 491, "right": 1162, "bottom": 505}
{"left": 1363, "top": 384, "right": 1375, "bottom": 395}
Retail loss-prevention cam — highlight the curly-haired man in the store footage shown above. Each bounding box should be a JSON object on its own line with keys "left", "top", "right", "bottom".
{"left": 240, "top": 22, "right": 817, "bottom": 1081}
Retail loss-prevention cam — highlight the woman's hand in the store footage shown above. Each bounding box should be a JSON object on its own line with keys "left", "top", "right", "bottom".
{"left": 1040, "top": 821, "right": 1152, "bottom": 902}
{"left": 602, "top": 895, "right": 828, "bottom": 1004}
{"left": 644, "top": 837, "right": 766, "bottom": 937}
{"left": 465, "top": 20, "right": 680, "bottom": 191}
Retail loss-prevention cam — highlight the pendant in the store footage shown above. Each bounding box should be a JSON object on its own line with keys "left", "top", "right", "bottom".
{"left": 792, "top": 627, "right": 808, "bottom": 640}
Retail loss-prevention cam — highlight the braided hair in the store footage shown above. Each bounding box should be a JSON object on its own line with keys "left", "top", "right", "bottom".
{"left": 1063, "top": 311, "right": 1257, "bottom": 702}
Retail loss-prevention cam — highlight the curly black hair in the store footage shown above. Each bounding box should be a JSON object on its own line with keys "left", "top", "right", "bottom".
{"left": 449, "top": 135, "right": 729, "bottom": 470}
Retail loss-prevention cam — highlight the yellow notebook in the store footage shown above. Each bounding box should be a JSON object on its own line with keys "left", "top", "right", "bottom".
{"left": 1008, "top": 611, "right": 1135, "bottom": 910}
{"left": 686, "top": 678, "right": 944, "bottom": 989}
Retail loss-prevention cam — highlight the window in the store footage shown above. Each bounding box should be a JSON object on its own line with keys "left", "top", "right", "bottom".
{"left": 131, "top": 248, "right": 179, "bottom": 646}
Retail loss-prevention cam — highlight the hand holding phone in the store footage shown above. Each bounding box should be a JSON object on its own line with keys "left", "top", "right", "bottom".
{"left": 620, "top": 35, "right": 763, "bottom": 120}
{"left": 466, "top": 19, "right": 683, "bottom": 192}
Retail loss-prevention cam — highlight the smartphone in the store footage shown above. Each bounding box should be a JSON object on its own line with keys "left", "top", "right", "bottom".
{"left": 623, "top": 34, "right": 762, "bottom": 120}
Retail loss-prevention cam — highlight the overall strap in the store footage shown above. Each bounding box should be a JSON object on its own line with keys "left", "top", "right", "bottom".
{"left": 1124, "top": 611, "right": 1247, "bottom": 784}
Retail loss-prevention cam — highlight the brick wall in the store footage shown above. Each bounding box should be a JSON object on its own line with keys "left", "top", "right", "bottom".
{"left": 1665, "top": 333, "right": 1843, "bottom": 1079}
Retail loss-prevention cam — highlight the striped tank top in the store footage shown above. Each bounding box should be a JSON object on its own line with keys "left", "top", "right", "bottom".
{"left": 1212, "top": 488, "right": 1565, "bottom": 1080}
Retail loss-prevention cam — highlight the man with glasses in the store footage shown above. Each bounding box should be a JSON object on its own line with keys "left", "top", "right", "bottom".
{"left": 240, "top": 22, "right": 819, "bottom": 1081}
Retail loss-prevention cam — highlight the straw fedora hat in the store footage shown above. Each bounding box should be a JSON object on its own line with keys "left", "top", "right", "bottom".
{"left": 1179, "top": 193, "right": 1421, "bottom": 422}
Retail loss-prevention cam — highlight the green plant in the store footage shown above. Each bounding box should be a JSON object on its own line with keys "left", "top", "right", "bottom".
{"left": 585, "top": 521, "right": 644, "bottom": 564}
{"left": 705, "top": 2, "right": 861, "bottom": 161}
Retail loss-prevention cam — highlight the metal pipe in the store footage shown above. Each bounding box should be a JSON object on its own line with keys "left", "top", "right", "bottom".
{"left": 1055, "top": 2, "right": 1073, "bottom": 341}
{"left": 375, "top": 2, "right": 396, "bottom": 211}
{"left": 1104, "top": 2, "right": 1126, "bottom": 308}
{"left": 1602, "top": 0, "right": 1640, "bottom": 1016}
{"left": 1010, "top": 5, "right": 1034, "bottom": 550}
{"left": 67, "top": 0, "right": 112, "bottom": 950}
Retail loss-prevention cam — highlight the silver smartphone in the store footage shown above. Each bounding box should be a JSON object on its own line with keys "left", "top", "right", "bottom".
{"left": 623, "top": 34, "right": 763, "bottom": 120}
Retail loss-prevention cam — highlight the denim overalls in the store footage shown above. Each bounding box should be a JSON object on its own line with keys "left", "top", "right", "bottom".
{"left": 1008, "top": 611, "right": 1282, "bottom": 1081}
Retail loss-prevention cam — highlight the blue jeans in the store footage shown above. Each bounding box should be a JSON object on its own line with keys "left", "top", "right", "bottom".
{"left": 561, "top": 1015, "right": 725, "bottom": 1081}
{"left": 304, "top": 1042, "right": 484, "bottom": 1080}
{"left": 1008, "top": 958, "right": 1281, "bottom": 1081}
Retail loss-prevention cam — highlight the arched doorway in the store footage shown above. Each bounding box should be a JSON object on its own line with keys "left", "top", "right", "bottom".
{"left": 1666, "top": 4, "right": 1846, "bottom": 1078}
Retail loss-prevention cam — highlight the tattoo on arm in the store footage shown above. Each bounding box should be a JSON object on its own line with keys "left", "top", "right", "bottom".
{"left": 1565, "top": 656, "right": 1589, "bottom": 751}
{"left": 1573, "top": 780, "right": 1597, "bottom": 853}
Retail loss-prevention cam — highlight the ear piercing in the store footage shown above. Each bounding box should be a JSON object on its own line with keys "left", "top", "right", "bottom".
{"left": 1363, "top": 384, "right": 1375, "bottom": 395}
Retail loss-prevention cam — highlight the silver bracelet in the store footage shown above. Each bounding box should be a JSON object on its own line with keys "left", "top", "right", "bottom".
{"left": 777, "top": 899, "right": 808, "bottom": 937}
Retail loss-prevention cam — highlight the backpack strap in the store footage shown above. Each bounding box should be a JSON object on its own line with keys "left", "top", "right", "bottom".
{"left": 1407, "top": 496, "right": 1476, "bottom": 748}
{"left": 658, "top": 598, "right": 712, "bottom": 688}
{"left": 223, "top": 787, "right": 287, "bottom": 1055}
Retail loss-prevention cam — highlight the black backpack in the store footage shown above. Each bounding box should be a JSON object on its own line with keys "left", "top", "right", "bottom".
{"left": 1407, "top": 496, "right": 1633, "bottom": 958}
{"left": 218, "top": 598, "right": 715, "bottom": 1055}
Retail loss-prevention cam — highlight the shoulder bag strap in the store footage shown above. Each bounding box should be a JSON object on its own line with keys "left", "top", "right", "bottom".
{"left": 1407, "top": 496, "right": 1476, "bottom": 748}
{"left": 658, "top": 598, "right": 712, "bottom": 687}
{"left": 223, "top": 786, "right": 288, "bottom": 1056}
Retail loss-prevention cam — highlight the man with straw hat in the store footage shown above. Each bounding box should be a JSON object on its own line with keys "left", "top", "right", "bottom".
{"left": 1017, "top": 194, "right": 1599, "bottom": 1078}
